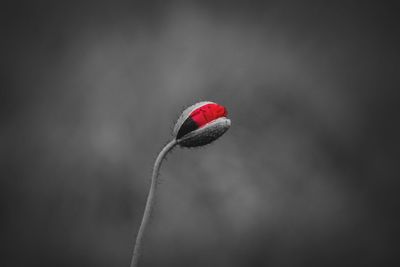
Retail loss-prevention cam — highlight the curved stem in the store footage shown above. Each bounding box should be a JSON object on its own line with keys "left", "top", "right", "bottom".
{"left": 130, "top": 139, "right": 177, "bottom": 267}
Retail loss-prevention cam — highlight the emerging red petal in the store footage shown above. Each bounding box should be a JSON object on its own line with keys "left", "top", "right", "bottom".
{"left": 189, "top": 103, "right": 228, "bottom": 128}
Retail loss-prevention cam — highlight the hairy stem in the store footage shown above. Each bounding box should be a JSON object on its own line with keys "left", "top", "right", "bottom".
{"left": 130, "top": 139, "right": 177, "bottom": 267}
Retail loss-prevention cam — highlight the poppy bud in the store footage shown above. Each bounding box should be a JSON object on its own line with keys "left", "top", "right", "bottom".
{"left": 173, "top": 101, "right": 231, "bottom": 147}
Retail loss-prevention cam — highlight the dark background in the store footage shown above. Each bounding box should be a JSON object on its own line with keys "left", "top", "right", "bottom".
{"left": 1, "top": 1, "right": 399, "bottom": 266}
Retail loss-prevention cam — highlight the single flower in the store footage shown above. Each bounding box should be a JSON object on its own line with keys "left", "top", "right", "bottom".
{"left": 173, "top": 101, "right": 231, "bottom": 147}
{"left": 131, "top": 101, "right": 231, "bottom": 267}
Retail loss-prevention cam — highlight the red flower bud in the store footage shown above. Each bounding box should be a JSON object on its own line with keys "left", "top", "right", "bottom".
{"left": 173, "top": 101, "right": 231, "bottom": 147}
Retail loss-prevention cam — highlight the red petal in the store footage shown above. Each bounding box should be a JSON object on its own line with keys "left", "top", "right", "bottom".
{"left": 189, "top": 103, "right": 227, "bottom": 128}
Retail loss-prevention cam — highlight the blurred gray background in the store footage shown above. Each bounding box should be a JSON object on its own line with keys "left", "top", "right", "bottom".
{"left": 1, "top": 1, "right": 399, "bottom": 266}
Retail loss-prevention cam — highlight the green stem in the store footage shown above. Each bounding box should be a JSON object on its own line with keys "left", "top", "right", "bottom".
{"left": 130, "top": 139, "right": 177, "bottom": 267}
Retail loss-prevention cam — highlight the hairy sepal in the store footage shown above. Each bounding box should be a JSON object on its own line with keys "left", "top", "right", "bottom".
{"left": 177, "top": 117, "right": 231, "bottom": 147}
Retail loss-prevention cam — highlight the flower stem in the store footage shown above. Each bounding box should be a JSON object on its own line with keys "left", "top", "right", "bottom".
{"left": 130, "top": 139, "right": 177, "bottom": 267}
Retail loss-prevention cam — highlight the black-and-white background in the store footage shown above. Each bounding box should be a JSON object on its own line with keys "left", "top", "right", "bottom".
{"left": 1, "top": 1, "right": 399, "bottom": 266}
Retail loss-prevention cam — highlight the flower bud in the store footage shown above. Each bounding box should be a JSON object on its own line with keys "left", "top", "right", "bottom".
{"left": 173, "top": 101, "right": 231, "bottom": 147}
